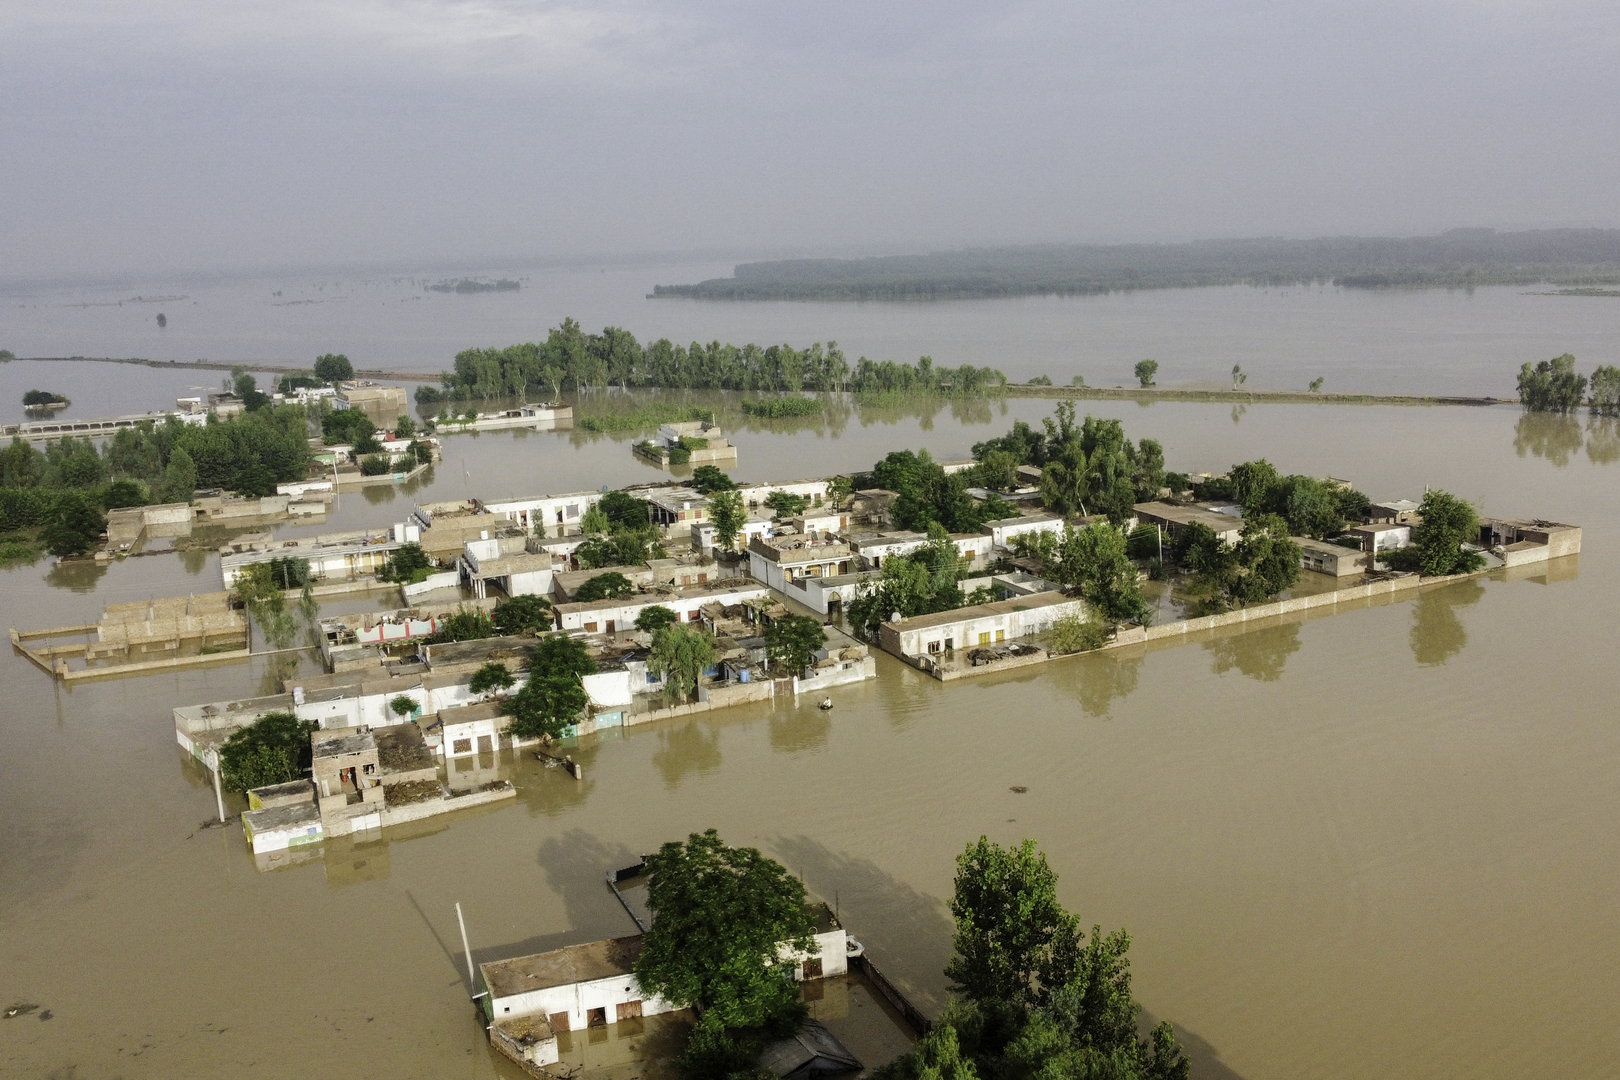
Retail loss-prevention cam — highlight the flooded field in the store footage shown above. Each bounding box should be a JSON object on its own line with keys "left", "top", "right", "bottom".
{"left": 1, "top": 362, "right": 1617, "bottom": 1080}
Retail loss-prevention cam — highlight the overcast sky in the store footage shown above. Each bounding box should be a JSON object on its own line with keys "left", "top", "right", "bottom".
{"left": 4, "top": 1, "right": 1619, "bottom": 279}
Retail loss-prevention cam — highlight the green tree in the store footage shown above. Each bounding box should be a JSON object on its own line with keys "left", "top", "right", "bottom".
{"left": 764, "top": 614, "right": 827, "bottom": 676}
{"left": 574, "top": 571, "right": 635, "bottom": 602}
{"left": 313, "top": 353, "right": 354, "bottom": 383}
{"left": 42, "top": 491, "right": 106, "bottom": 556}
{"left": 468, "top": 661, "right": 515, "bottom": 696}
{"left": 1517, "top": 353, "right": 1587, "bottom": 413}
{"left": 1228, "top": 513, "right": 1302, "bottom": 603}
{"left": 635, "top": 605, "right": 679, "bottom": 633}
{"left": 1309, "top": 376, "right": 1325, "bottom": 393}
{"left": 1052, "top": 524, "right": 1150, "bottom": 624}
{"left": 393, "top": 414, "right": 416, "bottom": 437}
{"left": 597, "top": 490, "right": 649, "bottom": 528}
{"left": 579, "top": 504, "right": 610, "bottom": 535}
{"left": 765, "top": 490, "right": 810, "bottom": 518}
{"left": 633, "top": 829, "right": 817, "bottom": 1034}
{"left": 648, "top": 623, "right": 717, "bottom": 701}
{"left": 218, "top": 711, "right": 315, "bottom": 792}
{"left": 426, "top": 606, "right": 497, "bottom": 643}
{"left": 691, "top": 464, "right": 738, "bottom": 493}
{"left": 708, "top": 488, "right": 747, "bottom": 551}
{"left": 1227, "top": 459, "right": 1281, "bottom": 513}
{"left": 871, "top": 1020, "right": 980, "bottom": 1080}
{"left": 1390, "top": 489, "right": 1485, "bottom": 576}
{"left": 505, "top": 634, "right": 596, "bottom": 739}
{"left": 159, "top": 445, "right": 198, "bottom": 504}
{"left": 945, "top": 837, "right": 1080, "bottom": 1007}
{"left": 1283, "top": 476, "right": 1344, "bottom": 539}
{"left": 1133, "top": 359, "right": 1158, "bottom": 387}
{"left": 378, "top": 542, "right": 432, "bottom": 583}
{"left": 1591, "top": 364, "right": 1620, "bottom": 415}
{"left": 1231, "top": 364, "right": 1246, "bottom": 389}
{"left": 492, "top": 594, "right": 553, "bottom": 635}
{"left": 102, "top": 479, "right": 147, "bottom": 510}
{"left": 389, "top": 694, "right": 418, "bottom": 718}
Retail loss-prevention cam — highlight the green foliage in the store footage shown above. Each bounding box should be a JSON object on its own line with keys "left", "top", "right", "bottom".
{"left": 492, "top": 594, "right": 554, "bottom": 635}
{"left": 1133, "top": 359, "right": 1158, "bottom": 387}
{"left": 1282, "top": 476, "right": 1344, "bottom": 539}
{"left": 1226, "top": 514, "right": 1303, "bottom": 603}
{"left": 573, "top": 570, "right": 635, "bottom": 602}
{"left": 635, "top": 606, "right": 679, "bottom": 633}
{"left": 42, "top": 491, "right": 106, "bottom": 556}
{"left": 265, "top": 556, "right": 312, "bottom": 589}
{"left": 708, "top": 489, "right": 747, "bottom": 551}
{"left": 426, "top": 606, "right": 497, "bottom": 644}
{"left": 598, "top": 490, "right": 650, "bottom": 528}
{"left": 406, "top": 439, "right": 434, "bottom": 466}
{"left": 378, "top": 543, "right": 432, "bottom": 584}
{"left": 322, "top": 407, "right": 376, "bottom": 446}
{"left": 313, "top": 353, "right": 354, "bottom": 383}
{"left": 218, "top": 711, "right": 315, "bottom": 792}
{"left": 580, "top": 403, "right": 714, "bottom": 434}
{"left": 873, "top": 448, "right": 1009, "bottom": 534}
{"left": 359, "top": 453, "right": 392, "bottom": 476}
{"left": 1591, "top": 364, "right": 1620, "bottom": 415}
{"left": 579, "top": 504, "right": 610, "bottom": 534}
{"left": 741, "top": 395, "right": 822, "bottom": 417}
{"left": 649, "top": 624, "right": 717, "bottom": 701}
{"left": 984, "top": 403, "right": 1161, "bottom": 522}
{"left": 468, "top": 662, "right": 515, "bottom": 696}
{"left": 393, "top": 414, "right": 416, "bottom": 437}
{"left": 762, "top": 490, "right": 808, "bottom": 519}
{"left": 231, "top": 368, "right": 270, "bottom": 411}
{"left": 277, "top": 373, "right": 321, "bottom": 393}
{"left": 161, "top": 446, "right": 198, "bottom": 503}
{"left": 974, "top": 449, "right": 1021, "bottom": 493}
{"left": 690, "top": 465, "right": 738, "bottom": 493}
{"left": 1231, "top": 364, "right": 1247, "bottom": 389}
{"left": 828, "top": 475, "right": 854, "bottom": 504}
{"left": 1050, "top": 524, "right": 1150, "bottom": 624}
{"left": 634, "top": 830, "right": 817, "bottom": 1033}
{"left": 102, "top": 479, "right": 147, "bottom": 510}
{"left": 1048, "top": 614, "right": 1108, "bottom": 654}
{"left": 389, "top": 694, "right": 418, "bottom": 718}
{"left": 871, "top": 1020, "right": 980, "bottom": 1080}
{"left": 1309, "top": 376, "right": 1325, "bottom": 393}
{"left": 846, "top": 528, "right": 968, "bottom": 639}
{"left": 1388, "top": 489, "right": 1486, "bottom": 576}
{"left": 576, "top": 526, "right": 663, "bottom": 569}
{"left": 764, "top": 615, "right": 827, "bottom": 676}
{"left": 947, "top": 837, "right": 1080, "bottom": 1006}
{"left": 505, "top": 635, "right": 596, "bottom": 739}
{"left": 23, "top": 390, "right": 67, "bottom": 407}
{"left": 1027, "top": 374, "right": 1053, "bottom": 386}
{"left": 1517, "top": 353, "right": 1587, "bottom": 413}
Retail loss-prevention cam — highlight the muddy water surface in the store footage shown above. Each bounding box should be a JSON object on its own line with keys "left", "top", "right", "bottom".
{"left": 1, "top": 378, "right": 1616, "bottom": 1080}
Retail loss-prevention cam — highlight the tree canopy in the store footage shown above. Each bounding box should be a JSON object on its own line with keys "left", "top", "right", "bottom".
{"left": 218, "top": 711, "right": 316, "bottom": 792}
{"left": 633, "top": 829, "right": 817, "bottom": 1035}
{"left": 1517, "top": 353, "right": 1587, "bottom": 413}
{"left": 1385, "top": 489, "right": 1485, "bottom": 576}
{"left": 313, "top": 353, "right": 354, "bottom": 383}
{"left": 492, "top": 594, "right": 554, "bottom": 635}
{"left": 648, "top": 624, "right": 717, "bottom": 701}
{"left": 764, "top": 615, "right": 827, "bottom": 676}
{"left": 504, "top": 635, "right": 596, "bottom": 739}
{"left": 573, "top": 571, "right": 636, "bottom": 602}
{"left": 708, "top": 489, "right": 747, "bottom": 551}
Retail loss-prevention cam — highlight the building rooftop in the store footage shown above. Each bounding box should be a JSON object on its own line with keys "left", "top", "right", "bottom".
{"left": 312, "top": 729, "right": 376, "bottom": 759}
{"left": 1134, "top": 502, "right": 1245, "bottom": 533}
{"left": 481, "top": 935, "right": 645, "bottom": 999}
{"left": 883, "top": 590, "right": 1074, "bottom": 632}
{"left": 983, "top": 511, "right": 1063, "bottom": 529}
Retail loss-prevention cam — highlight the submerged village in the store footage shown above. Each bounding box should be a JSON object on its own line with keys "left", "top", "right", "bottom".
{"left": 2, "top": 353, "right": 1588, "bottom": 1080}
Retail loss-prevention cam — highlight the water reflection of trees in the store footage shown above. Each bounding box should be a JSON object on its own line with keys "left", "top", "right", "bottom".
{"left": 361, "top": 483, "right": 398, "bottom": 505}
{"left": 1586, "top": 417, "right": 1620, "bottom": 465}
{"left": 652, "top": 718, "right": 723, "bottom": 790}
{"left": 45, "top": 558, "right": 108, "bottom": 592}
{"left": 1066, "top": 649, "right": 1144, "bottom": 717}
{"left": 769, "top": 706, "right": 832, "bottom": 754}
{"left": 1205, "top": 623, "right": 1301, "bottom": 682}
{"left": 1513, "top": 411, "right": 1583, "bottom": 467}
{"left": 1230, "top": 403, "right": 1247, "bottom": 426}
{"left": 1409, "top": 579, "right": 1485, "bottom": 666}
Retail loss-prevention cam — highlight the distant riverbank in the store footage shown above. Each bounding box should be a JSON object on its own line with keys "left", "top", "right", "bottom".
{"left": 17, "top": 356, "right": 1513, "bottom": 409}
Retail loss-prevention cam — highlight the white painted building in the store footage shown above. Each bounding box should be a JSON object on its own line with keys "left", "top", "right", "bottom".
{"left": 481, "top": 491, "right": 603, "bottom": 537}
{"left": 553, "top": 582, "right": 771, "bottom": 634}
{"left": 879, "top": 592, "right": 1085, "bottom": 660}
{"left": 984, "top": 512, "right": 1066, "bottom": 549}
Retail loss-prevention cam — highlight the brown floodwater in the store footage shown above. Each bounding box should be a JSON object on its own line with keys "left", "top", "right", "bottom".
{"left": 1, "top": 386, "right": 1616, "bottom": 1080}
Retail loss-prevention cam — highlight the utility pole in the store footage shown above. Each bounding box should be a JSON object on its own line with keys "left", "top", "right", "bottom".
{"left": 456, "top": 902, "right": 476, "bottom": 992}
{"left": 211, "top": 752, "right": 226, "bottom": 822}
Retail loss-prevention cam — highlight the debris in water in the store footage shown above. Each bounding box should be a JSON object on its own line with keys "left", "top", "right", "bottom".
{"left": 4, "top": 1003, "right": 39, "bottom": 1019}
{"left": 1010, "top": 786, "right": 1028, "bottom": 793}
{"left": 38, "top": 1010, "right": 52, "bottom": 1021}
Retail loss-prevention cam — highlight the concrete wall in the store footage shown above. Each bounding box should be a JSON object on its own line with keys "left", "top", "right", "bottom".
{"left": 487, "top": 975, "right": 677, "bottom": 1031}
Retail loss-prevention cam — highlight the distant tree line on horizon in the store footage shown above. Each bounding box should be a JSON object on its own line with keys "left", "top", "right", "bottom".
{"left": 413, "top": 318, "right": 1006, "bottom": 402}
{"left": 650, "top": 228, "right": 1620, "bottom": 301}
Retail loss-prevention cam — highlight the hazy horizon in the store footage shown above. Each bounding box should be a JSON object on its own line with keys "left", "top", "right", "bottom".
{"left": 5, "top": 2, "right": 1619, "bottom": 280}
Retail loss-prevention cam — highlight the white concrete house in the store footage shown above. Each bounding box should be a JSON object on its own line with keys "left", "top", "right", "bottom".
{"left": 984, "top": 513, "right": 1066, "bottom": 550}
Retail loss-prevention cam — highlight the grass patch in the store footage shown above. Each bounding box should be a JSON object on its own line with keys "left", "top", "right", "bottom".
{"left": 578, "top": 402, "right": 715, "bottom": 433}
{"left": 740, "top": 396, "right": 822, "bottom": 418}
{"left": 0, "top": 534, "right": 44, "bottom": 567}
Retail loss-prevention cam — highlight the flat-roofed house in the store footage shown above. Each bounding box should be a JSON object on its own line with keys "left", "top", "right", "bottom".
{"left": 879, "top": 592, "right": 1085, "bottom": 662}
{"left": 1481, "top": 518, "right": 1582, "bottom": 566}
{"left": 984, "top": 512, "right": 1066, "bottom": 550}
{"left": 1132, "top": 502, "right": 1243, "bottom": 545}
{"left": 748, "top": 536, "right": 853, "bottom": 591}
{"left": 1294, "top": 537, "right": 1366, "bottom": 577}
{"left": 479, "top": 936, "right": 676, "bottom": 1033}
{"left": 481, "top": 491, "right": 603, "bottom": 538}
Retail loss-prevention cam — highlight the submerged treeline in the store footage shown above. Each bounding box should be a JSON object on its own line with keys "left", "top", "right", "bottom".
{"left": 652, "top": 228, "right": 1620, "bottom": 301}
{"left": 414, "top": 318, "right": 1006, "bottom": 402}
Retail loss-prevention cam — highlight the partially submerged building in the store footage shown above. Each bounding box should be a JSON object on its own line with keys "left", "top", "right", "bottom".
{"left": 879, "top": 592, "right": 1085, "bottom": 675}
{"left": 1481, "top": 518, "right": 1582, "bottom": 567}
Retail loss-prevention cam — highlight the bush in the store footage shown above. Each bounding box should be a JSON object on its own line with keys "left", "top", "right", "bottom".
{"left": 42, "top": 491, "right": 106, "bottom": 557}
{"left": 426, "top": 607, "right": 497, "bottom": 644}
{"left": 359, "top": 454, "right": 393, "bottom": 476}
{"left": 740, "top": 396, "right": 821, "bottom": 418}
{"left": 469, "top": 661, "right": 516, "bottom": 696}
{"left": 492, "top": 594, "right": 553, "bottom": 635}
{"left": 574, "top": 571, "right": 635, "bottom": 602}
{"left": 635, "top": 606, "right": 679, "bottom": 633}
{"left": 102, "top": 479, "right": 147, "bottom": 510}
{"left": 218, "top": 711, "right": 315, "bottom": 792}
{"left": 1048, "top": 615, "right": 1108, "bottom": 654}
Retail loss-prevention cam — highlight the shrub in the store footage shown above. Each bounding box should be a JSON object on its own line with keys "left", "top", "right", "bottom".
{"left": 740, "top": 396, "right": 821, "bottom": 417}
{"left": 574, "top": 571, "right": 635, "bottom": 602}
{"left": 492, "top": 594, "right": 553, "bottom": 635}
{"left": 389, "top": 694, "right": 418, "bottom": 718}
{"left": 218, "top": 711, "right": 315, "bottom": 792}
{"left": 469, "top": 661, "right": 516, "bottom": 696}
{"left": 635, "top": 606, "right": 679, "bottom": 633}
{"left": 1048, "top": 615, "right": 1108, "bottom": 654}
{"left": 359, "top": 454, "right": 393, "bottom": 476}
